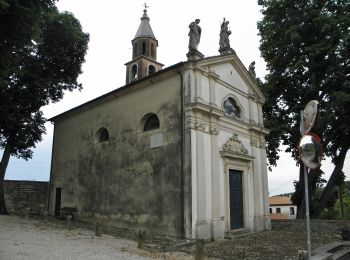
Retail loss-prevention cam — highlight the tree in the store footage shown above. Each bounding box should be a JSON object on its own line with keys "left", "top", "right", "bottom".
{"left": 257, "top": 0, "right": 350, "bottom": 218}
{"left": 0, "top": 0, "right": 89, "bottom": 214}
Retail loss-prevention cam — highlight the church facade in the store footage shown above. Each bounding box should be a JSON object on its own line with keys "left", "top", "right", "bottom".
{"left": 48, "top": 9, "right": 271, "bottom": 240}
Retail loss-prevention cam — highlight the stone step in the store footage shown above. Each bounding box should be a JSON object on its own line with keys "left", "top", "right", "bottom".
{"left": 311, "top": 241, "right": 350, "bottom": 260}
{"left": 331, "top": 248, "right": 350, "bottom": 260}
{"left": 225, "top": 228, "right": 252, "bottom": 239}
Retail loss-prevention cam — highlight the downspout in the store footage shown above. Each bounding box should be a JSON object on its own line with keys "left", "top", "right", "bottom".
{"left": 176, "top": 66, "right": 185, "bottom": 238}
{"left": 47, "top": 122, "right": 56, "bottom": 216}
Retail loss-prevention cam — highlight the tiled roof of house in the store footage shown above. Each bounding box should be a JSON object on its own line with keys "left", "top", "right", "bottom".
{"left": 269, "top": 196, "right": 293, "bottom": 206}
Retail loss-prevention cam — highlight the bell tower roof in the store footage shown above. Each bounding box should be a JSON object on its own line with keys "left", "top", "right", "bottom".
{"left": 125, "top": 5, "right": 163, "bottom": 84}
{"left": 134, "top": 8, "right": 156, "bottom": 40}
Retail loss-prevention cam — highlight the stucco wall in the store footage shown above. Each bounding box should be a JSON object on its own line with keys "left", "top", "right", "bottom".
{"left": 49, "top": 73, "right": 183, "bottom": 237}
{"left": 183, "top": 55, "right": 270, "bottom": 239}
{"left": 270, "top": 205, "right": 297, "bottom": 219}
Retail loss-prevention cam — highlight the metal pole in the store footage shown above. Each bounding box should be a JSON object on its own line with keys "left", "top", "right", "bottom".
{"left": 304, "top": 165, "right": 311, "bottom": 259}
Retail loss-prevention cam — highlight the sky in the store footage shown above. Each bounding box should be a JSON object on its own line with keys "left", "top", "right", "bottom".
{"left": 3, "top": 0, "right": 350, "bottom": 196}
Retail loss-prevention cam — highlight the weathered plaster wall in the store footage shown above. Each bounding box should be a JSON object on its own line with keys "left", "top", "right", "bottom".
{"left": 49, "top": 73, "right": 183, "bottom": 237}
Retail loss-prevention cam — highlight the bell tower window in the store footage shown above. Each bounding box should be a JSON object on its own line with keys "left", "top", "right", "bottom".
{"left": 142, "top": 42, "right": 146, "bottom": 55}
{"left": 133, "top": 43, "right": 137, "bottom": 58}
{"left": 151, "top": 43, "right": 155, "bottom": 58}
{"left": 131, "top": 64, "right": 138, "bottom": 81}
{"left": 148, "top": 65, "right": 156, "bottom": 76}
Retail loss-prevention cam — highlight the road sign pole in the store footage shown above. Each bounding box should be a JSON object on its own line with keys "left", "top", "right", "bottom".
{"left": 304, "top": 165, "right": 312, "bottom": 259}
{"left": 300, "top": 110, "right": 312, "bottom": 259}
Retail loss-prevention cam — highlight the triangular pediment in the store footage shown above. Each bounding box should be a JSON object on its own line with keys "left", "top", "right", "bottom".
{"left": 195, "top": 54, "right": 265, "bottom": 103}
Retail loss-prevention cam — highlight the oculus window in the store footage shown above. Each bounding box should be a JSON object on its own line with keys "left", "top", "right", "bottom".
{"left": 223, "top": 97, "right": 241, "bottom": 119}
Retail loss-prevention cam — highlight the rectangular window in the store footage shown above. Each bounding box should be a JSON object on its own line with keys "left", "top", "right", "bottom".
{"left": 269, "top": 208, "right": 272, "bottom": 214}
{"left": 290, "top": 207, "right": 295, "bottom": 215}
{"left": 276, "top": 208, "right": 281, "bottom": 213}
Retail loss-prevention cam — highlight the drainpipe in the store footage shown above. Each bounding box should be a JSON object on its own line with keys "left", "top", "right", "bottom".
{"left": 176, "top": 66, "right": 186, "bottom": 238}
{"left": 47, "top": 122, "right": 56, "bottom": 216}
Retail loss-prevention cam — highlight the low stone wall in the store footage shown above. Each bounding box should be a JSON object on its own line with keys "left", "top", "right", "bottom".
{"left": 4, "top": 180, "right": 48, "bottom": 215}
{"left": 272, "top": 219, "right": 350, "bottom": 233}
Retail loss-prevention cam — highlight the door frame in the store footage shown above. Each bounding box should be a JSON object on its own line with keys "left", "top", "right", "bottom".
{"left": 221, "top": 156, "right": 253, "bottom": 232}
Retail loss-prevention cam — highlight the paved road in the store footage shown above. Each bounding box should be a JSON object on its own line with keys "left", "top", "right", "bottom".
{"left": 0, "top": 215, "right": 154, "bottom": 260}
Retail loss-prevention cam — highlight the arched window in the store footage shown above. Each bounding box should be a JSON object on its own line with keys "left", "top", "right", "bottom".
{"left": 148, "top": 65, "right": 156, "bottom": 76}
{"left": 131, "top": 64, "right": 138, "bottom": 81}
{"left": 133, "top": 43, "right": 137, "bottom": 58}
{"left": 142, "top": 42, "right": 146, "bottom": 55}
{"left": 223, "top": 97, "right": 241, "bottom": 118}
{"left": 143, "top": 114, "right": 160, "bottom": 132}
{"left": 151, "top": 43, "right": 155, "bottom": 58}
{"left": 96, "top": 127, "right": 109, "bottom": 143}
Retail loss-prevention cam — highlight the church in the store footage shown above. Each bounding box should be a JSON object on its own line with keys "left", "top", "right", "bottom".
{"left": 48, "top": 8, "right": 271, "bottom": 240}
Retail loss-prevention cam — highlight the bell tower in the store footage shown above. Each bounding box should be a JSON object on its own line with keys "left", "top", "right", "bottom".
{"left": 125, "top": 7, "right": 164, "bottom": 84}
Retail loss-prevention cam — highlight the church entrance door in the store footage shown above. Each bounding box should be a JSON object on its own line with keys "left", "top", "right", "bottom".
{"left": 229, "top": 170, "right": 244, "bottom": 229}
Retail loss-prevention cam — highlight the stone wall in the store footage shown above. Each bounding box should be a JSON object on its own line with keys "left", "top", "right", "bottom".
{"left": 4, "top": 180, "right": 48, "bottom": 215}
{"left": 272, "top": 219, "right": 350, "bottom": 233}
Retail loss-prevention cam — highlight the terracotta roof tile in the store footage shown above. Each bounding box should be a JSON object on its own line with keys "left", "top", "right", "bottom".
{"left": 269, "top": 196, "right": 293, "bottom": 205}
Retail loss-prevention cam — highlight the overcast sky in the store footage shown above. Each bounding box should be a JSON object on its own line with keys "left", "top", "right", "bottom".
{"left": 3, "top": 0, "right": 350, "bottom": 196}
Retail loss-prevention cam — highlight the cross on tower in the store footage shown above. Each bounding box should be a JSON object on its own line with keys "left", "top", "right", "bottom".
{"left": 144, "top": 2, "right": 149, "bottom": 10}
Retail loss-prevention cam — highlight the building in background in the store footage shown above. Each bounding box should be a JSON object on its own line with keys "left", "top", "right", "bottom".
{"left": 269, "top": 195, "right": 297, "bottom": 220}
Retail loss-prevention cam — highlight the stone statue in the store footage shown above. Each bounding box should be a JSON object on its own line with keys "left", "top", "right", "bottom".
{"left": 219, "top": 18, "right": 231, "bottom": 50}
{"left": 249, "top": 61, "right": 256, "bottom": 78}
{"left": 188, "top": 19, "right": 201, "bottom": 52}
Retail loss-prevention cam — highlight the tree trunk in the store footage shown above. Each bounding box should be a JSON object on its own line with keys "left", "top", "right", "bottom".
{"left": 0, "top": 142, "right": 12, "bottom": 214}
{"left": 311, "top": 146, "right": 349, "bottom": 218}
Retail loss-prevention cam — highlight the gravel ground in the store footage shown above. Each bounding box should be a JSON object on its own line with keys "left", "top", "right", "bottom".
{"left": 0, "top": 215, "right": 191, "bottom": 260}
{"left": 177, "top": 230, "right": 342, "bottom": 259}
{"left": 0, "top": 215, "right": 342, "bottom": 259}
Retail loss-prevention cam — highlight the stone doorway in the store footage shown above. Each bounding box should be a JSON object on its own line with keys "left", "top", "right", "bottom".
{"left": 229, "top": 170, "right": 244, "bottom": 229}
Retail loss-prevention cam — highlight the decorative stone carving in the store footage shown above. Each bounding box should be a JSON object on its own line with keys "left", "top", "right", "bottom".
{"left": 187, "top": 19, "right": 204, "bottom": 61}
{"left": 260, "top": 135, "right": 266, "bottom": 149}
{"left": 250, "top": 132, "right": 259, "bottom": 147}
{"left": 222, "top": 134, "right": 248, "bottom": 155}
{"left": 248, "top": 61, "right": 256, "bottom": 78}
{"left": 210, "top": 125, "right": 219, "bottom": 135}
{"left": 194, "top": 121, "right": 205, "bottom": 131}
{"left": 188, "top": 19, "right": 201, "bottom": 52}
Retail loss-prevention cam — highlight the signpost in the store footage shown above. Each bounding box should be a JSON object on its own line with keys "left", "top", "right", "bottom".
{"left": 299, "top": 100, "right": 322, "bottom": 260}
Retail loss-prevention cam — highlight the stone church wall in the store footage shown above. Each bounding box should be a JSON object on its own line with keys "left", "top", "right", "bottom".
{"left": 4, "top": 180, "right": 48, "bottom": 215}
{"left": 49, "top": 73, "right": 184, "bottom": 237}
